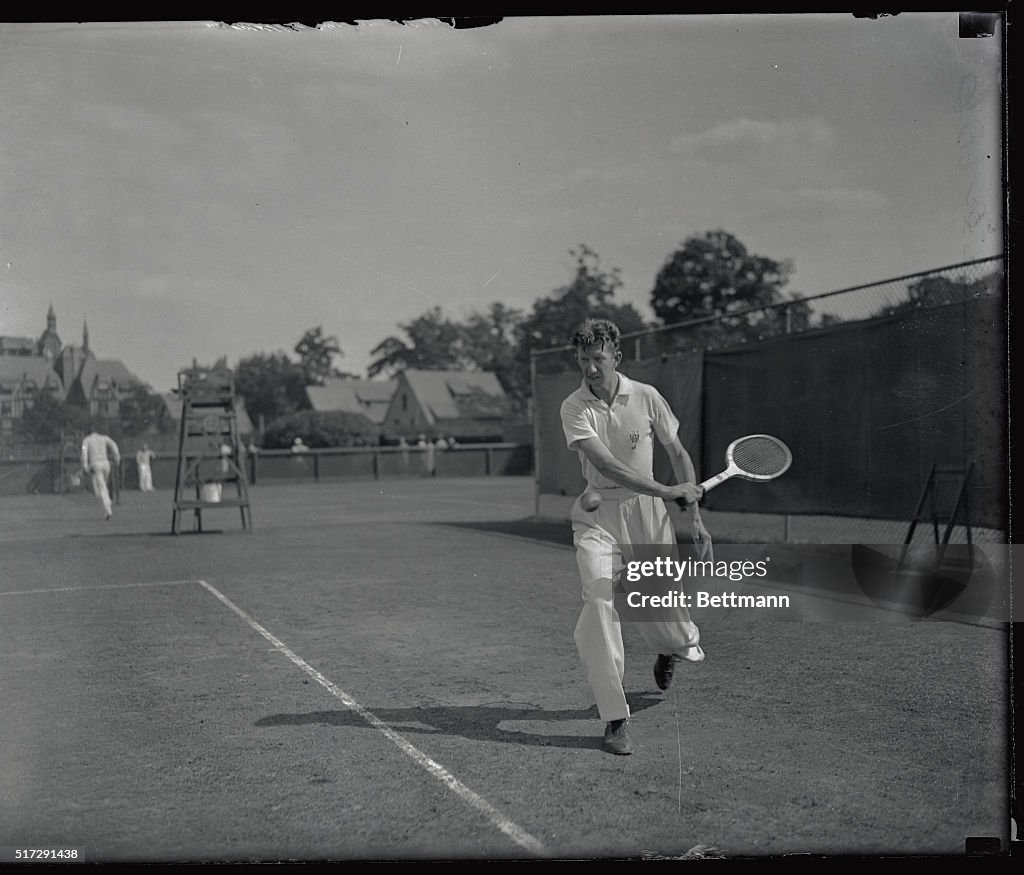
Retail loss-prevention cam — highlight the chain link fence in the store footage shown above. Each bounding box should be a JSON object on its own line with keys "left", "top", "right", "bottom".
{"left": 534, "top": 255, "right": 1004, "bottom": 368}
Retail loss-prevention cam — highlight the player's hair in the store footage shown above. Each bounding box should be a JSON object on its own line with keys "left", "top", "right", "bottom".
{"left": 570, "top": 318, "right": 621, "bottom": 351}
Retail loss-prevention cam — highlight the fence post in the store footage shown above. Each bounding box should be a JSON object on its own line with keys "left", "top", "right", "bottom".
{"left": 313, "top": 451, "right": 320, "bottom": 482}
{"left": 485, "top": 446, "right": 493, "bottom": 476}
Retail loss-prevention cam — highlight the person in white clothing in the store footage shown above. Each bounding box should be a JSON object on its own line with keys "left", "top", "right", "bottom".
{"left": 559, "top": 318, "right": 710, "bottom": 756}
{"left": 81, "top": 430, "right": 121, "bottom": 520}
{"left": 136, "top": 444, "right": 155, "bottom": 492}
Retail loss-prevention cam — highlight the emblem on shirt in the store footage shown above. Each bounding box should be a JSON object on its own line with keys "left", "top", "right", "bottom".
{"left": 629, "top": 430, "right": 640, "bottom": 450}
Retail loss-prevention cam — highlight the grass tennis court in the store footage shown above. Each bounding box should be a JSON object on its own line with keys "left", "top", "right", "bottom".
{"left": 0, "top": 477, "right": 1009, "bottom": 860}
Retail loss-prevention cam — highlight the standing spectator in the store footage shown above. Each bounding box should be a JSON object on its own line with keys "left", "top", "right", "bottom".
{"left": 421, "top": 434, "right": 436, "bottom": 477}
{"left": 219, "top": 441, "right": 233, "bottom": 475}
{"left": 135, "top": 443, "right": 156, "bottom": 492}
{"left": 81, "top": 430, "right": 120, "bottom": 520}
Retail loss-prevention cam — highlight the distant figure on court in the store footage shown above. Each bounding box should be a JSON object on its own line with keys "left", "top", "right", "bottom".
{"left": 419, "top": 433, "right": 436, "bottom": 477}
{"left": 135, "top": 443, "right": 156, "bottom": 492}
{"left": 560, "top": 317, "right": 710, "bottom": 756}
{"left": 82, "top": 430, "right": 121, "bottom": 520}
{"left": 398, "top": 436, "right": 410, "bottom": 469}
{"left": 291, "top": 437, "right": 309, "bottom": 453}
{"left": 219, "top": 441, "right": 233, "bottom": 475}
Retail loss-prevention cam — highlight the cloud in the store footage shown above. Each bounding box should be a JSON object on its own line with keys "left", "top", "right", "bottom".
{"left": 670, "top": 117, "right": 837, "bottom": 164}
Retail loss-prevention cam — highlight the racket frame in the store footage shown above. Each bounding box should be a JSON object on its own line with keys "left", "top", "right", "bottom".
{"left": 699, "top": 433, "right": 792, "bottom": 494}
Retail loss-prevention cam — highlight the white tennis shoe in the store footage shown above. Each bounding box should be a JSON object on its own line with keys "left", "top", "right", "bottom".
{"left": 680, "top": 644, "right": 705, "bottom": 663}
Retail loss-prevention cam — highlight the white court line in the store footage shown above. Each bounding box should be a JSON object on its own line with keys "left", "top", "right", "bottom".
{"left": 0, "top": 579, "right": 201, "bottom": 597}
{"left": 197, "top": 579, "right": 546, "bottom": 856}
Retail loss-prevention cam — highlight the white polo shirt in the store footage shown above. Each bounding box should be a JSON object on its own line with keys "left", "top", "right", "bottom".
{"left": 560, "top": 373, "right": 679, "bottom": 489}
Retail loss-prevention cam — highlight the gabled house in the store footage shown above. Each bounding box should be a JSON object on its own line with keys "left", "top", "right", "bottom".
{"left": 66, "top": 358, "right": 144, "bottom": 421}
{"left": 306, "top": 378, "right": 397, "bottom": 425}
{"left": 381, "top": 369, "right": 511, "bottom": 442}
{"left": 0, "top": 357, "right": 66, "bottom": 439}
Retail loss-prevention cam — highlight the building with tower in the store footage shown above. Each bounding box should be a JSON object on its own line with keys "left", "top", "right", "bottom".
{"left": 0, "top": 305, "right": 145, "bottom": 444}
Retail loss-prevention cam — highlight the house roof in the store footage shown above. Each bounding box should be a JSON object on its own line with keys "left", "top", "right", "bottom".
{"left": 0, "top": 336, "right": 37, "bottom": 355}
{"left": 306, "top": 378, "right": 397, "bottom": 424}
{"left": 399, "top": 369, "right": 508, "bottom": 423}
{"left": 77, "top": 358, "right": 143, "bottom": 394}
{"left": 0, "top": 357, "right": 65, "bottom": 397}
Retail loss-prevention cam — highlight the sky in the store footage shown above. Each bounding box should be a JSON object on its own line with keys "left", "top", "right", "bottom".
{"left": 0, "top": 15, "right": 1004, "bottom": 393}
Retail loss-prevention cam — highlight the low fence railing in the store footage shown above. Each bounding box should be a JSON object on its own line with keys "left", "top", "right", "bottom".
{"left": 0, "top": 442, "right": 534, "bottom": 496}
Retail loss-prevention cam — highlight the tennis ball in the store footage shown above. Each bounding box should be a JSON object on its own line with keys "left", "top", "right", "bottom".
{"left": 580, "top": 489, "right": 602, "bottom": 512}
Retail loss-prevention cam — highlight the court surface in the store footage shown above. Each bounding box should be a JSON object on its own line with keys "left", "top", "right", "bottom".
{"left": 0, "top": 477, "right": 1009, "bottom": 861}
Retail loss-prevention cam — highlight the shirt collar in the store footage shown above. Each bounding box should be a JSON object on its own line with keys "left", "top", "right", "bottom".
{"left": 579, "top": 372, "right": 634, "bottom": 402}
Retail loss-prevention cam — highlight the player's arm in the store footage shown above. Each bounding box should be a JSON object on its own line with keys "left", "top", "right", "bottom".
{"left": 664, "top": 435, "right": 712, "bottom": 556}
{"left": 81, "top": 441, "right": 89, "bottom": 472}
{"left": 663, "top": 436, "right": 702, "bottom": 508}
{"left": 573, "top": 437, "right": 702, "bottom": 504}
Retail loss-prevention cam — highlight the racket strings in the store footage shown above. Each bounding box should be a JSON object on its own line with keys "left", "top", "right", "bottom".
{"left": 731, "top": 437, "right": 790, "bottom": 476}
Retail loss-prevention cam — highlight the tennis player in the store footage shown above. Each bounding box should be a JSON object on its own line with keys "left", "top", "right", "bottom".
{"left": 560, "top": 318, "right": 710, "bottom": 755}
{"left": 81, "top": 430, "right": 121, "bottom": 520}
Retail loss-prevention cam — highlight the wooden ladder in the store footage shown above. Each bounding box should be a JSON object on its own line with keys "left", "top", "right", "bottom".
{"left": 171, "top": 364, "right": 252, "bottom": 535}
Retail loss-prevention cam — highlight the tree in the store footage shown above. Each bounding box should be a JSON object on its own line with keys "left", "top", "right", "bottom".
{"left": 649, "top": 230, "right": 799, "bottom": 347}
{"left": 117, "top": 384, "right": 169, "bottom": 437}
{"left": 871, "top": 268, "right": 1003, "bottom": 317}
{"left": 294, "top": 326, "right": 345, "bottom": 386}
{"left": 367, "top": 307, "right": 465, "bottom": 377}
{"left": 15, "top": 389, "right": 87, "bottom": 445}
{"left": 518, "top": 245, "right": 647, "bottom": 365}
{"left": 235, "top": 352, "right": 309, "bottom": 429}
{"left": 459, "top": 302, "right": 527, "bottom": 408}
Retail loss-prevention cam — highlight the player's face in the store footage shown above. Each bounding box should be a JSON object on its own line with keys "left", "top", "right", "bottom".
{"left": 575, "top": 340, "right": 620, "bottom": 394}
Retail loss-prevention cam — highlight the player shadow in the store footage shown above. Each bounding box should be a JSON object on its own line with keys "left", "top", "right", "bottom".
{"left": 254, "top": 691, "right": 665, "bottom": 751}
{"left": 432, "top": 519, "right": 696, "bottom": 549}
{"left": 429, "top": 518, "right": 574, "bottom": 548}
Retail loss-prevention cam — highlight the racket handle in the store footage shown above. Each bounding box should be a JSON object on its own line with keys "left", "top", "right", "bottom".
{"left": 674, "top": 483, "right": 707, "bottom": 510}
{"left": 699, "top": 471, "right": 732, "bottom": 493}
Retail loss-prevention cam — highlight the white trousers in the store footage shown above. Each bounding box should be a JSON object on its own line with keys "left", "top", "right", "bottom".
{"left": 89, "top": 461, "right": 113, "bottom": 517}
{"left": 138, "top": 464, "right": 153, "bottom": 492}
{"left": 571, "top": 493, "right": 700, "bottom": 722}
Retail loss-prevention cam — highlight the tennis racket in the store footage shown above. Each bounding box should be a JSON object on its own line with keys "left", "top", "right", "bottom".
{"left": 677, "top": 434, "right": 792, "bottom": 507}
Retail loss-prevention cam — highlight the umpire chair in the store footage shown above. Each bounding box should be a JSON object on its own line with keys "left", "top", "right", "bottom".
{"left": 171, "top": 363, "right": 253, "bottom": 534}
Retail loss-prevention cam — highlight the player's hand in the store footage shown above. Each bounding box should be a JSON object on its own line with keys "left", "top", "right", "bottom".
{"left": 691, "top": 518, "right": 714, "bottom": 561}
{"left": 670, "top": 483, "right": 704, "bottom": 505}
